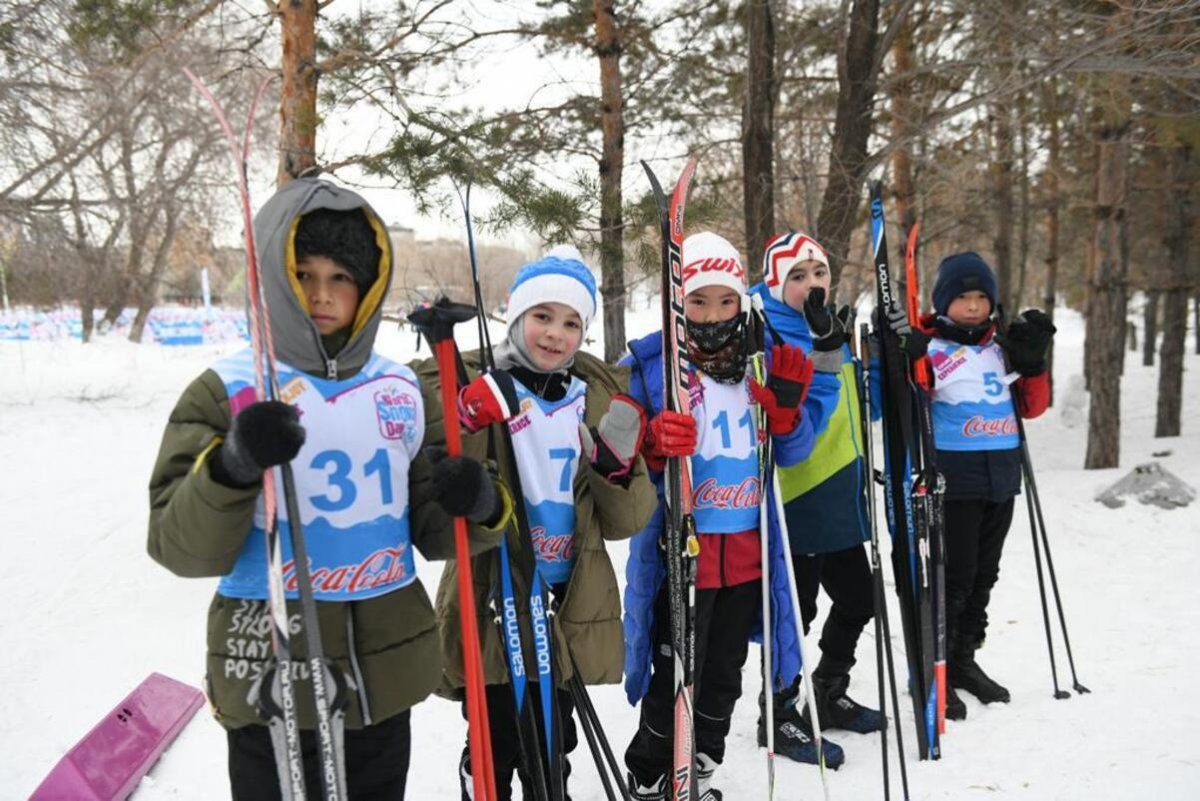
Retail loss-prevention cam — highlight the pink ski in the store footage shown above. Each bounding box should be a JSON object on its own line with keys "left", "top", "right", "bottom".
{"left": 30, "top": 672, "right": 205, "bottom": 801}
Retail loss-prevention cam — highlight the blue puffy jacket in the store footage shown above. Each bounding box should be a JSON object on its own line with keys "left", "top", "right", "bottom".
{"left": 619, "top": 329, "right": 839, "bottom": 704}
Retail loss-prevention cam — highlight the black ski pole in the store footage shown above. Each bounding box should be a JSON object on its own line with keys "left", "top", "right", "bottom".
{"left": 1018, "top": 428, "right": 1090, "bottom": 695}
{"left": 859, "top": 323, "right": 911, "bottom": 800}
{"left": 569, "top": 658, "right": 631, "bottom": 799}
{"left": 568, "top": 675, "right": 618, "bottom": 801}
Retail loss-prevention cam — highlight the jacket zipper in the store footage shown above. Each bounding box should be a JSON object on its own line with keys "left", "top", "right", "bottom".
{"left": 345, "top": 605, "right": 371, "bottom": 725}
{"left": 326, "top": 357, "right": 338, "bottom": 380}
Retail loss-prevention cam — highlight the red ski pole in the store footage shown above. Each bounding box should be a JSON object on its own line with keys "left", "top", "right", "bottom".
{"left": 409, "top": 298, "right": 498, "bottom": 801}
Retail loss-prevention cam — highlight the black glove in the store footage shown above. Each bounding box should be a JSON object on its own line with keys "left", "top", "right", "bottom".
{"left": 802, "top": 288, "right": 851, "bottom": 353}
{"left": 996, "top": 309, "right": 1056, "bottom": 376}
{"left": 212, "top": 400, "right": 306, "bottom": 487}
{"left": 874, "top": 300, "right": 930, "bottom": 361}
{"left": 425, "top": 447, "right": 503, "bottom": 526}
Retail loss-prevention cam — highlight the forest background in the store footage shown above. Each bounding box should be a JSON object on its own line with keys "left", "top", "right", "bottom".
{"left": 1, "top": 0, "right": 1197, "bottom": 469}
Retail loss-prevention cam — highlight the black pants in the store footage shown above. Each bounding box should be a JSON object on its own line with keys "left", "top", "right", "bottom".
{"left": 461, "top": 682, "right": 578, "bottom": 800}
{"left": 625, "top": 580, "right": 759, "bottom": 785}
{"left": 793, "top": 544, "right": 876, "bottom": 672}
{"left": 228, "top": 711, "right": 410, "bottom": 801}
{"left": 944, "top": 497, "right": 1015, "bottom": 649}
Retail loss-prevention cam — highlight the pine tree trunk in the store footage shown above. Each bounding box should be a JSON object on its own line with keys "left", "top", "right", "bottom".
{"left": 1142, "top": 290, "right": 1158, "bottom": 367}
{"left": 1015, "top": 93, "right": 1031, "bottom": 311}
{"left": 1156, "top": 140, "right": 1192, "bottom": 438}
{"left": 594, "top": 0, "right": 626, "bottom": 362}
{"left": 1042, "top": 74, "right": 1061, "bottom": 404}
{"left": 888, "top": 12, "right": 917, "bottom": 246}
{"left": 277, "top": 0, "right": 319, "bottom": 185}
{"left": 1084, "top": 71, "right": 1131, "bottom": 469}
{"left": 815, "top": 0, "right": 881, "bottom": 292}
{"left": 742, "top": 0, "right": 776, "bottom": 285}
{"left": 990, "top": 101, "right": 1015, "bottom": 314}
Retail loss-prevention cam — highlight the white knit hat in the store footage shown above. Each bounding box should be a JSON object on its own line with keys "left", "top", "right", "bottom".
{"left": 762, "top": 231, "right": 829, "bottom": 302}
{"left": 505, "top": 252, "right": 598, "bottom": 334}
{"left": 682, "top": 232, "right": 746, "bottom": 297}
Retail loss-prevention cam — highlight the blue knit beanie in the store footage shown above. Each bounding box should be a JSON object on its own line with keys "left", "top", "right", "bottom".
{"left": 505, "top": 254, "right": 598, "bottom": 334}
{"left": 932, "top": 252, "right": 998, "bottom": 316}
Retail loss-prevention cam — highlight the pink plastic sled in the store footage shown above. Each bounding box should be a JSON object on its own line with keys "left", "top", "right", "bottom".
{"left": 30, "top": 672, "right": 205, "bottom": 800}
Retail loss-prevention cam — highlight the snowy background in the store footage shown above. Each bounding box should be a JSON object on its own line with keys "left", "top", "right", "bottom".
{"left": 3, "top": 305, "right": 1198, "bottom": 799}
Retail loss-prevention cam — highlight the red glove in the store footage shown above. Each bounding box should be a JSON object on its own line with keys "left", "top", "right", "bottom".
{"left": 642, "top": 410, "right": 697, "bottom": 472}
{"left": 749, "top": 344, "right": 813, "bottom": 435}
{"left": 457, "top": 370, "right": 520, "bottom": 433}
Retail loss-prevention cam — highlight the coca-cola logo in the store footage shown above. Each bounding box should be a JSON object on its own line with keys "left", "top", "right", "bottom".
{"left": 962, "top": 415, "right": 1018, "bottom": 437}
{"left": 531, "top": 527, "right": 573, "bottom": 563}
{"left": 682, "top": 257, "right": 744, "bottom": 283}
{"left": 692, "top": 476, "right": 761, "bottom": 510}
{"left": 282, "top": 545, "right": 410, "bottom": 594}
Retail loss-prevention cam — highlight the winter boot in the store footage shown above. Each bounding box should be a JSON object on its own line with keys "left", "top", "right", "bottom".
{"left": 460, "top": 751, "right": 516, "bottom": 801}
{"left": 626, "top": 772, "right": 667, "bottom": 801}
{"left": 944, "top": 681, "right": 967, "bottom": 720}
{"left": 696, "top": 753, "right": 723, "bottom": 801}
{"left": 951, "top": 643, "right": 1011, "bottom": 704}
{"left": 811, "top": 670, "right": 884, "bottom": 734}
{"left": 758, "top": 705, "right": 845, "bottom": 769}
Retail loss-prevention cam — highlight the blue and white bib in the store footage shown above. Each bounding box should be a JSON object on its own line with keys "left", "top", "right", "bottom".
{"left": 214, "top": 350, "right": 423, "bottom": 602}
{"left": 688, "top": 373, "right": 762, "bottom": 534}
{"left": 928, "top": 337, "right": 1020, "bottom": 451}
{"left": 508, "top": 375, "right": 587, "bottom": 585}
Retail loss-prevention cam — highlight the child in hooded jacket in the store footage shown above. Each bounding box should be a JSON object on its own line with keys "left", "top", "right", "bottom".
{"left": 148, "top": 179, "right": 507, "bottom": 800}
{"left": 620, "top": 232, "right": 841, "bottom": 800}
{"left": 901, "top": 251, "right": 1054, "bottom": 719}
{"left": 419, "top": 248, "right": 658, "bottom": 800}
{"left": 748, "top": 232, "right": 884, "bottom": 769}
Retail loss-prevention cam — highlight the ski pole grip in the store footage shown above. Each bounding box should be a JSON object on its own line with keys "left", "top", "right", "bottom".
{"left": 410, "top": 297, "right": 478, "bottom": 457}
{"left": 407, "top": 297, "right": 478, "bottom": 345}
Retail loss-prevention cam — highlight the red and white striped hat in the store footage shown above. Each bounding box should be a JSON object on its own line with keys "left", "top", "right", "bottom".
{"left": 762, "top": 232, "right": 829, "bottom": 302}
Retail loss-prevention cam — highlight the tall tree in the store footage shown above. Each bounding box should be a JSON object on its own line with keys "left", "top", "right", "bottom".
{"left": 594, "top": 0, "right": 628, "bottom": 360}
{"left": 1084, "top": 0, "right": 1133, "bottom": 470}
{"left": 274, "top": 0, "right": 320, "bottom": 185}
{"left": 815, "top": 0, "right": 881, "bottom": 289}
{"left": 742, "top": 0, "right": 777, "bottom": 282}
{"left": 1155, "top": 108, "right": 1194, "bottom": 438}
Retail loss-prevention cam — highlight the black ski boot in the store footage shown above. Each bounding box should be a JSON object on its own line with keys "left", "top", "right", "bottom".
{"left": 952, "top": 643, "right": 1011, "bottom": 704}
{"left": 626, "top": 772, "right": 667, "bottom": 801}
{"left": 811, "top": 669, "right": 884, "bottom": 734}
{"left": 944, "top": 681, "right": 967, "bottom": 720}
{"left": 758, "top": 704, "right": 846, "bottom": 769}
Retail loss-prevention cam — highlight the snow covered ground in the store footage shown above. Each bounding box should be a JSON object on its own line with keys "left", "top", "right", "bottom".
{"left": 3, "top": 306, "right": 1198, "bottom": 800}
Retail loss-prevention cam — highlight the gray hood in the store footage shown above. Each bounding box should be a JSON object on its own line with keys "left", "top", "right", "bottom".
{"left": 251, "top": 177, "right": 393, "bottom": 378}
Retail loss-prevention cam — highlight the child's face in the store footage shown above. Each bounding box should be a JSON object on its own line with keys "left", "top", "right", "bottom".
{"left": 685, "top": 286, "right": 741, "bottom": 323}
{"left": 297, "top": 255, "right": 360, "bottom": 335}
{"left": 781, "top": 259, "right": 831, "bottom": 310}
{"left": 946, "top": 290, "right": 992, "bottom": 327}
{"left": 523, "top": 302, "right": 584, "bottom": 371}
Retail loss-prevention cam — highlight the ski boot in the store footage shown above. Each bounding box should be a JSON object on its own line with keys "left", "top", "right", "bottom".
{"left": 758, "top": 704, "right": 845, "bottom": 769}
{"left": 811, "top": 670, "right": 884, "bottom": 734}
{"left": 626, "top": 772, "right": 667, "bottom": 801}
{"left": 696, "top": 752, "right": 724, "bottom": 801}
{"left": 952, "top": 642, "right": 1011, "bottom": 704}
{"left": 945, "top": 681, "right": 967, "bottom": 720}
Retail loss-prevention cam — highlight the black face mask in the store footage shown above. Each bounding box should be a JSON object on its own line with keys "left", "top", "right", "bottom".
{"left": 934, "top": 315, "right": 993, "bottom": 345}
{"left": 686, "top": 315, "right": 749, "bottom": 384}
{"left": 687, "top": 316, "right": 742, "bottom": 352}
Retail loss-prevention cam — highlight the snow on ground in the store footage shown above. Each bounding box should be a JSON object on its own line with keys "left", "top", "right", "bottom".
{"left": 2, "top": 306, "right": 1198, "bottom": 800}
